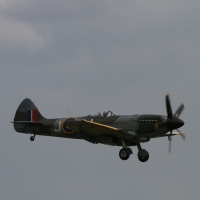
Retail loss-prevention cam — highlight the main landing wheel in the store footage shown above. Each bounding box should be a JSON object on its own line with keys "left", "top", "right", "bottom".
{"left": 30, "top": 136, "right": 35, "bottom": 141}
{"left": 119, "top": 148, "right": 130, "bottom": 160}
{"left": 138, "top": 150, "right": 149, "bottom": 162}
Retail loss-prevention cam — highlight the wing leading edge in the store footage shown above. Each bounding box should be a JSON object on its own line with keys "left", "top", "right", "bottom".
{"left": 64, "top": 119, "right": 127, "bottom": 137}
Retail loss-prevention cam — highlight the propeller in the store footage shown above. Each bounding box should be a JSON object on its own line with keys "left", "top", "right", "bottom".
{"left": 165, "top": 93, "right": 185, "bottom": 154}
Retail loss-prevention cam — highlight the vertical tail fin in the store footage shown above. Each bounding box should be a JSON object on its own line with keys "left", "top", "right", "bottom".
{"left": 13, "top": 98, "right": 46, "bottom": 133}
{"left": 14, "top": 98, "right": 45, "bottom": 122}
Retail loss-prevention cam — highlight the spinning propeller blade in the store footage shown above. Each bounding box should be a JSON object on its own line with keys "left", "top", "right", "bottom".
{"left": 174, "top": 103, "right": 185, "bottom": 118}
{"left": 176, "top": 129, "right": 186, "bottom": 141}
{"left": 168, "top": 131, "right": 172, "bottom": 154}
{"left": 166, "top": 94, "right": 173, "bottom": 118}
{"left": 168, "top": 140, "right": 172, "bottom": 154}
{"left": 165, "top": 94, "right": 185, "bottom": 153}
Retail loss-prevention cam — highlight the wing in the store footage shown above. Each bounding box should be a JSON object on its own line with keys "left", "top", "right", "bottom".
{"left": 64, "top": 119, "right": 131, "bottom": 138}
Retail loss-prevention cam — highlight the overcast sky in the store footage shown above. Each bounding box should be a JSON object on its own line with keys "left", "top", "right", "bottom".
{"left": 0, "top": 0, "right": 200, "bottom": 199}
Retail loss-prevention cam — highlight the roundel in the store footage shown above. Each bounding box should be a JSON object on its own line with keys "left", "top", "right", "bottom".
{"left": 62, "top": 118, "right": 76, "bottom": 134}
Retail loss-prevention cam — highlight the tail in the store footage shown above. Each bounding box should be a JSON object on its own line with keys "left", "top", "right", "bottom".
{"left": 14, "top": 98, "right": 45, "bottom": 121}
{"left": 12, "top": 98, "right": 46, "bottom": 133}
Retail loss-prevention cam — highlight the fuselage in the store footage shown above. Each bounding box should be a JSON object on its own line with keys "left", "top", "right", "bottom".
{"left": 14, "top": 114, "right": 169, "bottom": 146}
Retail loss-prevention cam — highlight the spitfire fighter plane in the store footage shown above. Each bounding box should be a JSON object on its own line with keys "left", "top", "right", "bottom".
{"left": 12, "top": 94, "right": 185, "bottom": 162}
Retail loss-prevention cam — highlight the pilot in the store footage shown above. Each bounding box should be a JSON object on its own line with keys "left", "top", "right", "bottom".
{"left": 103, "top": 111, "right": 108, "bottom": 117}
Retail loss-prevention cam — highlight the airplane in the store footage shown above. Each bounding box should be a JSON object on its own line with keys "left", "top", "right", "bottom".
{"left": 11, "top": 94, "right": 185, "bottom": 162}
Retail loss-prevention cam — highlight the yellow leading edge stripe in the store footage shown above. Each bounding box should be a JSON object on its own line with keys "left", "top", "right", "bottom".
{"left": 83, "top": 120, "right": 118, "bottom": 131}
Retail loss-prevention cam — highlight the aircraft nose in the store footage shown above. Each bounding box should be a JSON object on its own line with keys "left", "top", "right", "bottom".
{"left": 176, "top": 119, "right": 184, "bottom": 129}
{"left": 179, "top": 119, "right": 184, "bottom": 127}
{"left": 166, "top": 118, "right": 184, "bottom": 130}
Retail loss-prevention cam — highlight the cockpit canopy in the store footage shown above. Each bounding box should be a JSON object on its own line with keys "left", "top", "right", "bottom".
{"left": 88, "top": 110, "right": 116, "bottom": 118}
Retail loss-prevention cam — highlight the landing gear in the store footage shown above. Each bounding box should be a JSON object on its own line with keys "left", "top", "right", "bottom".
{"left": 119, "top": 148, "right": 130, "bottom": 160}
{"left": 137, "top": 143, "right": 149, "bottom": 162}
{"left": 118, "top": 139, "right": 149, "bottom": 162}
{"left": 119, "top": 138, "right": 133, "bottom": 160}
{"left": 138, "top": 150, "right": 149, "bottom": 162}
{"left": 30, "top": 135, "right": 35, "bottom": 141}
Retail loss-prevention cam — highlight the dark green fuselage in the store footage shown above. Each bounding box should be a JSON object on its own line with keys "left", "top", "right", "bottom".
{"left": 14, "top": 107, "right": 169, "bottom": 146}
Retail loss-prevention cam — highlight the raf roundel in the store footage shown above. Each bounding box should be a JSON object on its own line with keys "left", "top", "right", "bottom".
{"left": 62, "top": 118, "right": 76, "bottom": 134}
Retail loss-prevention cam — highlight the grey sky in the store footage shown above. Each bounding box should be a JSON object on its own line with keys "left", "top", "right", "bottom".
{"left": 0, "top": 0, "right": 200, "bottom": 199}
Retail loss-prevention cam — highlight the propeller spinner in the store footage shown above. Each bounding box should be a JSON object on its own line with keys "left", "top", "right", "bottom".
{"left": 165, "top": 94, "right": 185, "bottom": 153}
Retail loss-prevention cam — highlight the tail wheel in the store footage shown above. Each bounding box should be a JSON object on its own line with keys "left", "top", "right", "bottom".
{"left": 119, "top": 148, "right": 130, "bottom": 160}
{"left": 30, "top": 136, "right": 35, "bottom": 141}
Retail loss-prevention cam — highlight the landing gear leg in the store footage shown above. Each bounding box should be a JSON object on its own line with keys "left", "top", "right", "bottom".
{"left": 119, "top": 138, "right": 133, "bottom": 160}
{"left": 30, "top": 134, "right": 35, "bottom": 141}
{"left": 137, "top": 143, "right": 149, "bottom": 162}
